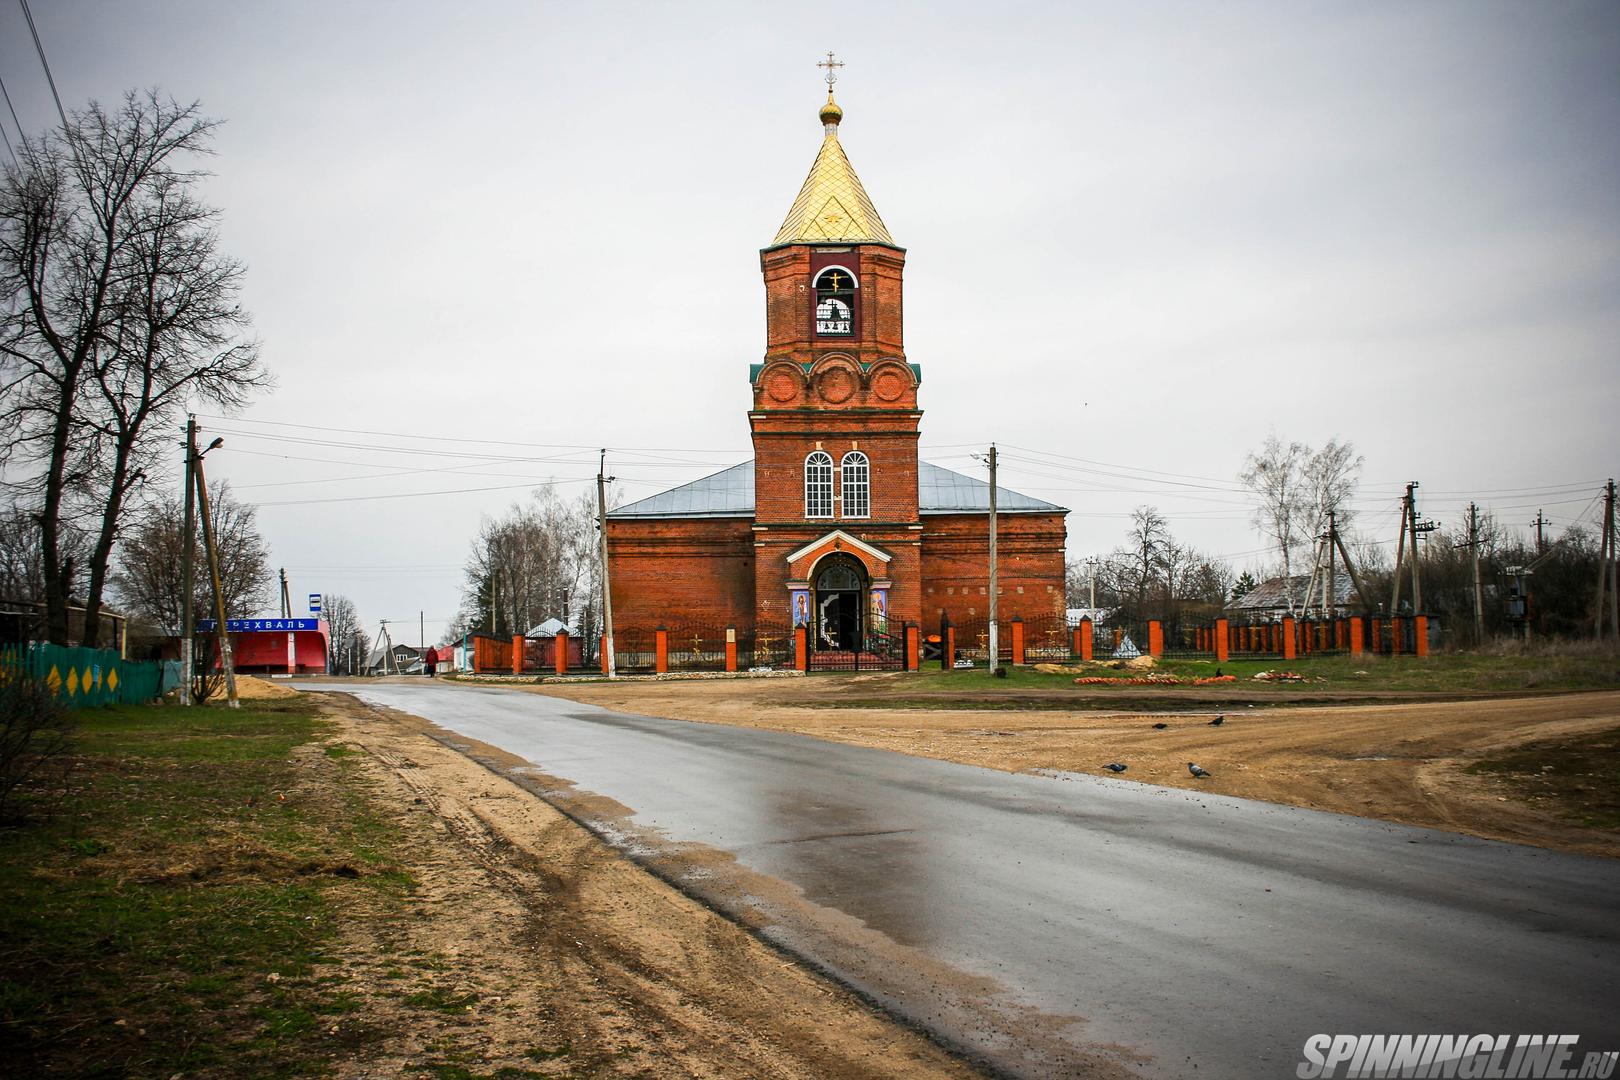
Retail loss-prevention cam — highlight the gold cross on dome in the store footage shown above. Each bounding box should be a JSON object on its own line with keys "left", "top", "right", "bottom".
{"left": 818, "top": 51, "right": 844, "bottom": 91}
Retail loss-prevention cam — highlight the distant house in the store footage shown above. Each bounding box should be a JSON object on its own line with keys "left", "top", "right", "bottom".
{"left": 1226, "top": 571, "right": 1358, "bottom": 619}
{"left": 365, "top": 643, "right": 422, "bottom": 675}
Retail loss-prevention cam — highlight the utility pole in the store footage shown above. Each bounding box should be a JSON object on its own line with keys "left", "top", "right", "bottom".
{"left": 1468, "top": 502, "right": 1485, "bottom": 644}
{"left": 1597, "top": 479, "right": 1617, "bottom": 641}
{"left": 1088, "top": 557, "right": 1097, "bottom": 610}
{"left": 1390, "top": 487, "right": 1410, "bottom": 615}
{"left": 1532, "top": 510, "right": 1549, "bottom": 555}
{"left": 1610, "top": 481, "right": 1619, "bottom": 644}
{"left": 1407, "top": 482, "right": 1424, "bottom": 615}
{"left": 598, "top": 450, "right": 617, "bottom": 678}
{"left": 987, "top": 444, "right": 1000, "bottom": 673}
{"left": 179, "top": 416, "right": 197, "bottom": 706}
{"left": 193, "top": 447, "right": 239, "bottom": 708}
{"left": 1325, "top": 510, "right": 1338, "bottom": 618}
{"left": 1329, "top": 514, "right": 1374, "bottom": 613}
{"left": 278, "top": 568, "right": 290, "bottom": 618}
{"left": 420, "top": 610, "right": 425, "bottom": 652}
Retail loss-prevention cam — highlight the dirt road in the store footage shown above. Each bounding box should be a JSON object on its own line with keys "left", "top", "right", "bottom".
{"left": 519, "top": 676, "right": 1620, "bottom": 857}
{"left": 313, "top": 690, "right": 983, "bottom": 1079}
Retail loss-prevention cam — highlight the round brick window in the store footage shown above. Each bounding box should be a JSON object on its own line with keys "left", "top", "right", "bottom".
{"left": 818, "top": 367, "right": 856, "bottom": 404}
{"left": 766, "top": 370, "right": 799, "bottom": 403}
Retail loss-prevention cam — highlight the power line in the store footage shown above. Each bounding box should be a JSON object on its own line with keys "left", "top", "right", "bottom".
{"left": 17, "top": 0, "right": 66, "bottom": 128}
{"left": 252, "top": 476, "right": 596, "bottom": 508}
{"left": 0, "top": 72, "right": 24, "bottom": 167}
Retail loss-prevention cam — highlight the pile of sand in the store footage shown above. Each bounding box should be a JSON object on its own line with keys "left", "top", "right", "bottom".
{"left": 230, "top": 675, "right": 301, "bottom": 701}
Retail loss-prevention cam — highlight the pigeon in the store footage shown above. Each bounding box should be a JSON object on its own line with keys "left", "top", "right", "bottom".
{"left": 1152, "top": 722, "right": 1169, "bottom": 730}
{"left": 1209, "top": 715, "right": 1225, "bottom": 727}
{"left": 1188, "top": 762, "right": 1212, "bottom": 779}
{"left": 1103, "top": 763, "right": 1128, "bottom": 773}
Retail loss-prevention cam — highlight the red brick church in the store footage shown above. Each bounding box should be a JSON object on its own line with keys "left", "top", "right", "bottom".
{"left": 606, "top": 79, "right": 1067, "bottom": 655}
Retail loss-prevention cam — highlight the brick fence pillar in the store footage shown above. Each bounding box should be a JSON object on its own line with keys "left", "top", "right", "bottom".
{"left": 655, "top": 627, "right": 668, "bottom": 674}
{"left": 555, "top": 632, "right": 568, "bottom": 675}
{"left": 511, "top": 635, "right": 524, "bottom": 676}
{"left": 1349, "top": 616, "right": 1364, "bottom": 658}
{"left": 600, "top": 636, "right": 610, "bottom": 674}
{"left": 1281, "top": 617, "right": 1297, "bottom": 661}
{"left": 1391, "top": 617, "right": 1404, "bottom": 655}
{"left": 1010, "top": 618, "right": 1025, "bottom": 665}
{"left": 1414, "top": 615, "right": 1429, "bottom": 658}
{"left": 725, "top": 627, "right": 737, "bottom": 673}
{"left": 794, "top": 625, "right": 809, "bottom": 672}
{"left": 1148, "top": 620, "right": 1164, "bottom": 659}
{"left": 1215, "top": 618, "right": 1230, "bottom": 663}
{"left": 944, "top": 623, "right": 956, "bottom": 671}
{"left": 1078, "top": 617, "right": 1094, "bottom": 661}
{"left": 905, "top": 623, "right": 920, "bottom": 672}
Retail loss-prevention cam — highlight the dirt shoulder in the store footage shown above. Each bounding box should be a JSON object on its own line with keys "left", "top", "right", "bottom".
{"left": 316, "top": 690, "right": 984, "bottom": 1079}
{"left": 515, "top": 676, "right": 1620, "bottom": 859}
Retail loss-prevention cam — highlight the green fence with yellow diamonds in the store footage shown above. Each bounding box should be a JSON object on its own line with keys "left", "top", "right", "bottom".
{"left": 0, "top": 644, "right": 176, "bottom": 707}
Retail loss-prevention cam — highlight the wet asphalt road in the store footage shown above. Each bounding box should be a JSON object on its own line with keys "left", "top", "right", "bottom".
{"left": 301, "top": 680, "right": 1620, "bottom": 1079}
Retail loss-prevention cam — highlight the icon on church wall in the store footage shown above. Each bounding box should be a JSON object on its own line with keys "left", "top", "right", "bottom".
{"left": 792, "top": 589, "right": 810, "bottom": 627}
{"left": 870, "top": 588, "right": 888, "bottom": 631}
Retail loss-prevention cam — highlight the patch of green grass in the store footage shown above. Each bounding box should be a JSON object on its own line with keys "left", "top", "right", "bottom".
{"left": 802, "top": 651, "right": 1620, "bottom": 705}
{"left": 0, "top": 697, "right": 409, "bottom": 1077}
{"left": 405, "top": 986, "right": 480, "bottom": 1013}
{"left": 1465, "top": 726, "right": 1620, "bottom": 830}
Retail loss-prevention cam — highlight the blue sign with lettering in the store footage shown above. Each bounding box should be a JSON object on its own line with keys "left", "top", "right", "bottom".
{"left": 197, "top": 618, "right": 322, "bottom": 633}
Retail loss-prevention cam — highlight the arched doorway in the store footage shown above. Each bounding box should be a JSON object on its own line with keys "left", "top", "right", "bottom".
{"left": 813, "top": 553, "right": 866, "bottom": 651}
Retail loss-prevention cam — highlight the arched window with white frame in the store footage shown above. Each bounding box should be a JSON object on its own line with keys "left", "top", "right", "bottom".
{"left": 805, "top": 451, "right": 834, "bottom": 518}
{"left": 841, "top": 451, "right": 870, "bottom": 518}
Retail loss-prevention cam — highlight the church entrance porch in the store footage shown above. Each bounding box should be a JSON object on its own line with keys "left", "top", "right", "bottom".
{"left": 813, "top": 554, "right": 864, "bottom": 651}
{"left": 804, "top": 553, "right": 905, "bottom": 671}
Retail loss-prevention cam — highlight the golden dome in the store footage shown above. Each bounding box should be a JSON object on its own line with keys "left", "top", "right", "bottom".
{"left": 819, "top": 93, "right": 843, "bottom": 125}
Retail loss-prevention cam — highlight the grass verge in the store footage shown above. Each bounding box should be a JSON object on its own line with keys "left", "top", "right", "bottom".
{"left": 0, "top": 697, "right": 410, "bottom": 1077}
{"left": 804, "top": 652, "right": 1620, "bottom": 706}
{"left": 1464, "top": 726, "right": 1620, "bottom": 831}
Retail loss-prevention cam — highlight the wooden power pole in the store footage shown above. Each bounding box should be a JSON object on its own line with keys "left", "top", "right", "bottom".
{"left": 598, "top": 450, "right": 617, "bottom": 678}
{"left": 1597, "top": 479, "right": 1617, "bottom": 641}
{"left": 987, "top": 444, "right": 999, "bottom": 673}
{"left": 193, "top": 448, "right": 239, "bottom": 709}
{"left": 1468, "top": 502, "right": 1485, "bottom": 644}
{"left": 180, "top": 417, "right": 197, "bottom": 706}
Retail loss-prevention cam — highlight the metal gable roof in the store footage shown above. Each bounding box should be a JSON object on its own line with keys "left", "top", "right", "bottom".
{"left": 607, "top": 459, "right": 1065, "bottom": 520}
{"left": 608, "top": 461, "right": 756, "bottom": 519}
{"left": 916, "top": 461, "right": 1066, "bottom": 514}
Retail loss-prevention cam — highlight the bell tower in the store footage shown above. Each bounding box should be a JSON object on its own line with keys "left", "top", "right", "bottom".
{"left": 749, "top": 61, "right": 925, "bottom": 633}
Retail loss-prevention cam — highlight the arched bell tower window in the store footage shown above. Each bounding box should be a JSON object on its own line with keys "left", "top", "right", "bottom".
{"left": 814, "top": 267, "right": 855, "bottom": 336}
{"left": 840, "top": 451, "right": 870, "bottom": 518}
{"left": 805, "top": 451, "right": 834, "bottom": 518}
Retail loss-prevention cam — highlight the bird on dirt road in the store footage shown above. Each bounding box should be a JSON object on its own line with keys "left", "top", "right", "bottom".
{"left": 1103, "top": 763, "right": 1128, "bottom": 773}
{"left": 1151, "top": 722, "right": 1169, "bottom": 730}
{"left": 1209, "top": 715, "right": 1225, "bottom": 726}
{"left": 1188, "top": 762, "right": 1212, "bottom": 779}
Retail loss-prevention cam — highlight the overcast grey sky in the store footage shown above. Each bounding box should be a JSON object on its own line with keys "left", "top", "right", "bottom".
{"left": 3, "top": 1, "right": 1616, "bottom": 639}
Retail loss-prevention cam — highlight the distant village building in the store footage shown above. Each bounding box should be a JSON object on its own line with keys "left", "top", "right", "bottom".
{"left": 1225, "top": 571, "right": 1357, "bottom": 619}
{"left": 605, "top": 84, "right": 1068, "bottom": 650}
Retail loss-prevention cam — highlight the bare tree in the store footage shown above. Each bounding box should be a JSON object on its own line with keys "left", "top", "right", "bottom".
{"left": 1240, "top": 436, "right": 1307, "bottom": 616}
{"left": 461, "top": 488, "right": 600, "bottom": 639}
{"left": 323, "top": 594, "right": 363, "bottom": 673}
{"left": 0, "top": 90, "right": 267, "bottom": 647}
{"left": 109, "top": 481, "right": 271, "bottom": 635}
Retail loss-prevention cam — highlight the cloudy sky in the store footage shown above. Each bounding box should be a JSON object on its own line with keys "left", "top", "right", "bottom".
{"left": 3, "top": 1, "right": 1616, "bottom": 640}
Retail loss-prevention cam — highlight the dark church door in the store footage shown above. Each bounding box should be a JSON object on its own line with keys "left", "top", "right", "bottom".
{"left": 814, "top": 555, "right": 865, "bottom": 651}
